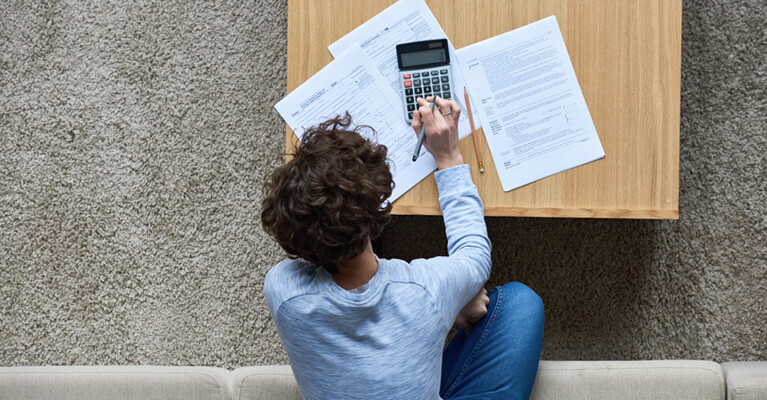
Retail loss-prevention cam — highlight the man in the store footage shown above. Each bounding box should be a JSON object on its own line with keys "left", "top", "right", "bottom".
{"left": 262, "top": 96, "right": 544, "bottom": 399}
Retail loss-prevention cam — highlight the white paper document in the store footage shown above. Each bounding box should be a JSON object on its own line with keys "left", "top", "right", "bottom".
{"left": 328, "top": 0, "right": 481, "bottom": 136}
{"left": 274, "top": 47, "right": 438, "bottom": 202}
{"left": 457, "top": 16, "right": 605, "bottom": 191}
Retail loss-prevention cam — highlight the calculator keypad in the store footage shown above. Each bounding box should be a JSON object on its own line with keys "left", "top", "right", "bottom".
{"left": 400, "top": 65, "right": 453, "bottom": 123}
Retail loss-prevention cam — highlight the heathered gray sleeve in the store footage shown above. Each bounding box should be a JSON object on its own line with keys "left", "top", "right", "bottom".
{"left": 409, "top": 164, "right": 491, "bottom": 330}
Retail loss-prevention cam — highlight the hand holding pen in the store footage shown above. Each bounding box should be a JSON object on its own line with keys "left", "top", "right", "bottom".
{"left": 411, "top": 95, "right": 464, "bottom": 170}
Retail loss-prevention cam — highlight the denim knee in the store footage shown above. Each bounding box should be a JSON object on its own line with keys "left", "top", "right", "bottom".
{"left": 498, "top": 281, "right": 544, "bottom": 323}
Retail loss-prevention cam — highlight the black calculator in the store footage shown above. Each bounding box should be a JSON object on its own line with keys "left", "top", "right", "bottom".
{"left": 396, "top": 39, "right": 453, "bottom": 123}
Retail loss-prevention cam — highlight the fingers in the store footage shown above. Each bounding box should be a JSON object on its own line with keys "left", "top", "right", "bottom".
{"left": 432, "top": 96, "right": 450, "bottom": 122}
{"left": 410, "top": 109, "right": 422, "bottom": 135}
{"left": 417, "top": 95, "right": 451, "bottom": 129}
{"left": 416, "top": 96, "right": 436, "bottom": 129}
{"left": 431, "top": 97, "right": 462, "bottom": 129}
{"left": 411, "top": 96, "right": 435, "bottom": 135}
{"left": 413, "top": 95, "right": 462, "bottom": 143}
{"left": 429, "top": 95, "right": 448, "bottom": 126}
{"left": 449, "top": 99, "right": 461, "bottom": 124}
{"left": 480, "top": 287, "right": 489, "bottom": 305}
{"left": 439, "top": 98, "right": 461, "bottom": 126}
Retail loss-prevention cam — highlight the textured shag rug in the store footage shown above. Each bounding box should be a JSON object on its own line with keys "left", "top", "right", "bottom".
{"left": 0, "top": 0, "right": 765, "bottom": 367}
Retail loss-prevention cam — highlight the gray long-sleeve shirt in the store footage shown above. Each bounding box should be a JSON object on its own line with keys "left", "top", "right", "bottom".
{"left": 264, "top": 164, "right": 491, "bottom": 399}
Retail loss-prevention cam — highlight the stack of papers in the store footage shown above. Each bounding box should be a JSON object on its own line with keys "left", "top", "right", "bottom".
{"left": 274, "top": 0, "right": 604, "bottom": 200}
{"left": 457, "top": 16, "right": 604, "bottom": 191}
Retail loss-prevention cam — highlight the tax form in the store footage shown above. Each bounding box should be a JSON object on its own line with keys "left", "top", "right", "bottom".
{"left": 274, "top": 47, "right": 438, "bottom": 202}
{"left": 457, "top": 16, "right": 605, "bottom": 191}
{"left": 328, "top": 0, "right": 481, "bottom": 136}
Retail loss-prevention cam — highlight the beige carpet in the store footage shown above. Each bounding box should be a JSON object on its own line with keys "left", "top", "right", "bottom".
{"left": 1, "top": 0, "right": 765, "bottom": 368}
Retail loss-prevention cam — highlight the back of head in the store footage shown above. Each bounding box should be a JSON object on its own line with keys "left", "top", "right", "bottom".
{"left": 261, "top": 114, "right": 393, "bottom": 274}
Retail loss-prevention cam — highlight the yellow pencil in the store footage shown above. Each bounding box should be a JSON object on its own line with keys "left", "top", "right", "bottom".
{"left": 464, "top": 88, "right": 484, "bottom": 173}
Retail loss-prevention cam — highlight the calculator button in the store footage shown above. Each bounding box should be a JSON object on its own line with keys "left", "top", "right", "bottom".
{"left": 407, "top": 104, "right": 416, "bottom": 111}
{"left": 443, "top": 91, "right": 451, "bottom": 99}
{"left": 412, "top": 72, "right": 420, "bottom": 78}
{"left": 404, "top": 80, "right": 412, "bottom": 88}
{"left": 431, "top": 77, "right": 439, "bottom": 84}
{"left": 406, "top": 96, "right": 414, "bottom": 103}
{"left": 408, "top": 112, "right": 413, "bottom": 119}
{"left": 440, "top": 69, "right": 448, "bottom": 74}
{"left": 415, "top": 95, "right": 424, "bottom": 102}
{"left": 441, "top": 76, "right": 449, "bottom": 83}
{"left": 403, "top": 73, "right": 411, "bottom": 79}
{"left": 421, "top": 70, "right": 430, "bottom": 76}
{"left": 405, "top": 88, "right": 413, "bottom": 95}
{"left": 442, "top": 83, "right": 450, "bottom": 91}
{"left": 414, "top": 79, "right": 421, "bottom": 86}
{"left": 432, "top": 85, "right": 441, "bottom": 92}
{"left": 414, "top": 87, "right": 422, "bottom": 95}
{"left": 424, "top": 86, "right": 432, "bottom": 93}
{"left": 430, "top": 70, "right": 439, "bottom": 76}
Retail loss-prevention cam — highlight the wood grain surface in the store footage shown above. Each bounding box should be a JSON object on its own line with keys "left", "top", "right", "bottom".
{"left": 286, "top": 0, "right": 682, "bottom": 219}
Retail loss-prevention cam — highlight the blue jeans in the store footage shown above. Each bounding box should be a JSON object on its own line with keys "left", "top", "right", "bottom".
{"left": 440, "top": 282, "right": 545, "bottom": 400}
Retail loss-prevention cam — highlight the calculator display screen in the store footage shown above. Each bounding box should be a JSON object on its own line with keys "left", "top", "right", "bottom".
{"left": 400, "top": 49, "right": 447, "bottom": 68}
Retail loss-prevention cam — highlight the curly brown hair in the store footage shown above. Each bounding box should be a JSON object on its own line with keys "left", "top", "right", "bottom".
{"left": 261, "top": 113, "right": 393, "bottom": 274}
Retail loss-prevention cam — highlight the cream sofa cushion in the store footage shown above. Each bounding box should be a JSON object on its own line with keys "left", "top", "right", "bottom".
{"left": 722, "top": 362, "right": 767, "bottom": 400}
{"left": 0, "top": 366, "right": 229, "bottom": 400}
{"left": 230, "top": 365, "right": 301, "bottom": 400}
{"left": 230, "top": 361, "right": 726, "bottom": 400}
{"left": 530, "top": 360, "right": 725, "bottom": 400}
{"left": 0, "top": 362, "right": 730, "bottom": 400}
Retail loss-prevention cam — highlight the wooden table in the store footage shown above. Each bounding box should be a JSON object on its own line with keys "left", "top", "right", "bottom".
{"left": 287, "top": 0, "right": 682, "bottom": 219}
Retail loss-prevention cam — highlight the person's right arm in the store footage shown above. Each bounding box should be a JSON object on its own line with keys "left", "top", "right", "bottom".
{"left": 409, "top": 96, "right": 492, "bottom": 330}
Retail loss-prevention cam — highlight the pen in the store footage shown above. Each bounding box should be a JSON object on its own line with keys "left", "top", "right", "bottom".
{"left": 412, "top": 95, "right": 438, "bottom": 162}
{"left": 464, "top": 88, "right": 484, "bottom": 173}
